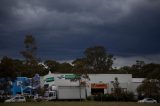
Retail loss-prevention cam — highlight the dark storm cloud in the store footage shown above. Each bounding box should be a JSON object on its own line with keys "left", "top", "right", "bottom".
{"left": 0, "top": 0, "right": 160, "bottom": 63}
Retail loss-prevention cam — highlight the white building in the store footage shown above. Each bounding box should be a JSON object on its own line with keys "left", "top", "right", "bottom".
{"left": 41, "top": 72, "right": 140, "bottom": 97}
{"left": 132, "top": 78, "right": 145, "bottom": 98}
{"left": 87, "top": 74, "right": 132, "bottom": 96}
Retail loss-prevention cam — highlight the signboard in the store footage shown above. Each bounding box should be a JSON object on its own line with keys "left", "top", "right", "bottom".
{"left": 65, "top": 74, "right": 76, "bottom": 79}
{"left": 91, "top": 83, "right": 107, "bottom": 89}
{"left": 57, "top": 74, "right": 80, "bottom": 80}
{"left": 46, "top": 77, "right": 54, "bottom": 82}
{"left": 57, "top": 75, "right": 65, "bottom": 79}
{"left": 65, "top": 74, "right": 80, "bottom": 79}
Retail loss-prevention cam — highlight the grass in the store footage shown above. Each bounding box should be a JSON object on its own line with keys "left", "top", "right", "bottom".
{"left": 0, "top": 101, "right": 159, "bottom": 106}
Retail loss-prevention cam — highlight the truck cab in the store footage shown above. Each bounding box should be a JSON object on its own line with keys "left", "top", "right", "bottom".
{"left": 44, "top": 91, "right": 56, "bottom": 101}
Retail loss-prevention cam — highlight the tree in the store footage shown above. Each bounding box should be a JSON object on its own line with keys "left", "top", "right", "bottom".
{"left": 0, "top": 56, "right": 28, "bottom": 94}
{"left": 137, "top": 79, "right": 160, "bottom": 100}
{"left": 72, "top": 59, "right": 90, "bottom": 101}
{"left": 58, "top": 62, "right": 73, "bottom": 73}
{"left": 20, "top": 35, "right": 44, "bottom": 77}
{"left": 119, "top": 66, "right": 131, "bottom": 74}
{"left": 44, "top": 60, "right": 60, "bottom": 73}
{"left": 72, "top": 58, "right": 88, "bottom": 74}
{"left": 0, "top": 56, "right": 17, "bottom": 78}
{"left": 0, "top": 77, "right": 12, "bottom": 95}
{"left": 133, "top": 60, "right": 145, "bottom": 70}
{"left": 84, "top": 46, "right": 114, "bottom": 73}
{"left": 20, "top": 35, "right": 40, "bottom": 66}
{"left": 69, "top": 74, "right": 89, "bottom": 101}
{"left": 148, "top": 68, "right": 160, "bottom": 80}
{"left": 143, "top": 63, "right": 160, "bottom": 79}
{"left": 111, "top": 77, "right": 122, "bottom": 100}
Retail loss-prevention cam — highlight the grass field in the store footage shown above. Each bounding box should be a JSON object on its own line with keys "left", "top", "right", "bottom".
{"left": 0, "top": 101, "right": 159, "bottom": 106}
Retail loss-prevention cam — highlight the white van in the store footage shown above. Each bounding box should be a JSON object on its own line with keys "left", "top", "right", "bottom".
{"left": 5, "top": 95, "right": 26, "bottom": 103}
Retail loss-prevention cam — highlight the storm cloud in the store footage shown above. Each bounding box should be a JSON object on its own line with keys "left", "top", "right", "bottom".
{"left": 0, "top": 0, "right": 160, "bottom": 66}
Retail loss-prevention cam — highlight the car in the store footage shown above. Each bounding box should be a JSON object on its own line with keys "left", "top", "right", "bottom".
{"left": 5, "top": 95, "right": 26, "bottom": 103}
{"left": 138, "top": 98, "right": 157, "bottom": 103}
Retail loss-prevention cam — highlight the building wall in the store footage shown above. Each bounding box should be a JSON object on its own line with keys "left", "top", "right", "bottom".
{"left": 11, "top": 77, "right": 29, "bottom": 95}
{"left": 41, "top": 73, "right": 81, "bottom": 87}
{"left": 132, "top": 78, "right": 144, "bottom": 98}
{"left": 9, "top": 73, "right": 143, "bottom": 97}
{"left": 86, "top": 74, "right": 132, "bottom": 96}
{"left": 41, "top": 73, "right": 133, "bottom": 97}
{"left": 57, "top": 86, "right": 86, "bottom": 99}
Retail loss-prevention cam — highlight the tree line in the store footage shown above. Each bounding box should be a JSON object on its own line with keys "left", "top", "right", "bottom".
{"left": 0, "top": 35, "right": 160, "bottom": 100}
{"left": 0, "top": 35, "right": 160, "bottom": 79}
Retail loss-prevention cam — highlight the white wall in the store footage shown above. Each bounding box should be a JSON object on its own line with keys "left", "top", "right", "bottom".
{"left": 86, "top": 74, "right": 132, "bottom": 96}
{"left": 58, "top": 86, "right": 86, "bottom": 99}
{"left": 132, "top": 78, "right": 144, "bottom": 98}
{"left": 41, "top": 73, "right": 133, "bottom": 97}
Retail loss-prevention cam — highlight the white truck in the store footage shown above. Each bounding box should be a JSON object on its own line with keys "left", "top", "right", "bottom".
{"left": 44, "top": 86, "right": 86, "bottom": 100}
{"left": 44, "top": 91, "right": 56, "bottom": 101}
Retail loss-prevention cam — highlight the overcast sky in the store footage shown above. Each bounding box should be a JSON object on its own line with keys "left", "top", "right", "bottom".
{"left": 0, "top": 0, "right": 160, "bottom": 67}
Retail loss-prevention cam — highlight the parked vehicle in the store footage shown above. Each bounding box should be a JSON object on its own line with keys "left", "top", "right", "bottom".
{"left": 43, "top": 91, "right": 56, "bottom": 101}
{"left": 44, "top": 86, "right": 86, "bottom": 101}
{"left": 138, "top": 98, "right": 157, "bottom": 103}
{"left": 5, "top": 95, "right": 26, "bottom": 103}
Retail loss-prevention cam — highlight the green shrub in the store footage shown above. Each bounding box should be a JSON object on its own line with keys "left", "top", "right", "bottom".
{"left": 0, "top": 98, "right": 5, "bottom": 102}
{"left": 25, "top": 95, "right": 34, "bottom": 102}
{"left": 87, "top": 96, "right": 94, "bottom": 101}
{"left": 93, "top": 94, "right": 115, "bottom": 101}
{"left": 93, "top": 92, "right": 134, "bottom": 101}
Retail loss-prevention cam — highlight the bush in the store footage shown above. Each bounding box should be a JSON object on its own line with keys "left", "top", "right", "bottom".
{"left": 94, "top": 94, "right": 115, "bottom": 101}
{"left": 149, "top": 94, "right": 160, "bottom": 103}
{"left": 93, "top": 92, "right": 134, "bottom": 101}
{"left": 25, "top": 95, "right": 34, "bottom": 102}
{"left": 124, "top": 92, "right": 134, "bottom": 101}
{"left": 87, "top": 96, "right": 94, "bottom": 101}
{"left": 0, "top": 98, "right": 5, "bottom": 102}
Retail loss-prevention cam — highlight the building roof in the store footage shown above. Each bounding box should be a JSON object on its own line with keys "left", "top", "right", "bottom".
{"left": 132, "top": 78, "right": 145, "bottom": 83}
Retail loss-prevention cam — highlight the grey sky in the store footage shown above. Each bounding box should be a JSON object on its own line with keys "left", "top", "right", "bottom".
{"left": 0, "top": 0, "right": 160, "bottom": 67}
